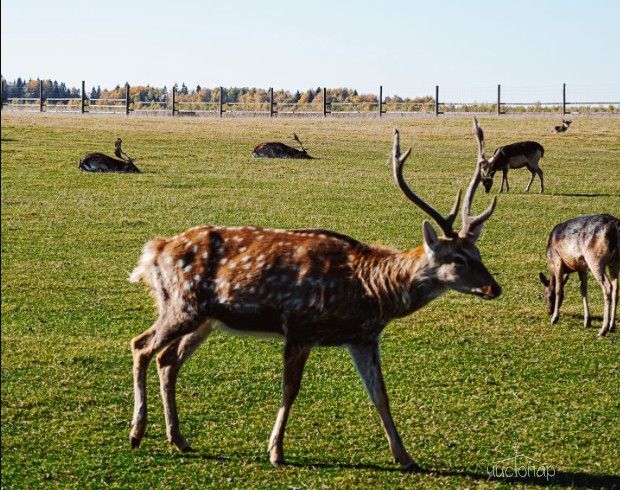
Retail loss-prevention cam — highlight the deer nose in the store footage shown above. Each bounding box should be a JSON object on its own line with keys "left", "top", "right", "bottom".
{"left": 482, "top": 283, "right": 502, "bottom": 299}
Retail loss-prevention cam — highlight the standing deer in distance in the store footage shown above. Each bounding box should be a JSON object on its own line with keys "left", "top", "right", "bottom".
{"left": 252, "top": 133, "right": 313, "bottom": 159}
{"left": 554, "top": 119, "right": 572, "bottom": 133}
{"left": 473, "top": 117, "right": 545, "bottom": 193}
{"left": 128, "top": 128, "right": 501, "bottom": 471}
{"left": 539, "top": 214, "right": 619, "bottom": 337}
{"left": 79, "top": 138, "right": 141, "bottom": 173}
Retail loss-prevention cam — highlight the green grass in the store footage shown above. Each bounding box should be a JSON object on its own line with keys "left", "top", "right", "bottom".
{"left": 2, "top": 113, "right": 619, "bottom": 489}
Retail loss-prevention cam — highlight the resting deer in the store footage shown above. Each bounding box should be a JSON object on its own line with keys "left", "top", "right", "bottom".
{"left": 79, "top": 138, "right": 141, "bottom": 173}
{"left": 473, "top": 117, "right": 545, "bottom": 193}
{"left": 128, "top": 129, "right": 500, "bottom": 470}
{"left": 252, "top": 133, "right": 312, "bottom": 159}
{"left": 539, "top": 214, "right": 619, "bottom": 337}
{"left": 554, "top": 119, "right": 572, "bottom": 133}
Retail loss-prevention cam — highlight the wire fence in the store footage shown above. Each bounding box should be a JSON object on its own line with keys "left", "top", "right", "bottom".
{"left": 2, "top": 80, "right": 619, "bottom": 117}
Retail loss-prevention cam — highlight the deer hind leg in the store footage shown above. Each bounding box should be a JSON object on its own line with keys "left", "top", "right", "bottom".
{"left": 348, "top": 342, "right": 418, "bottom": 471}
{"left": 268, "top": 341, "right": 311, "bottom": 466}
{"left": 608, "top": 260, "right": 619, "bottom": 332}
{"left": 536, "top": 166, "right": 544, "bottom": 193}
{"left": 525, "top": 166, "right": 537, "bottom": 192}
{"left": 578, "top": 271, "right": 592, "bottom": 328}
{"left": 156, "top": 320, "right": 214, "bottom": 451}
{"left": 588, "top": 261, "right": 613, "bottom": 336}
{"left": 130, "top": 316, "right": 199, "bottom": 448}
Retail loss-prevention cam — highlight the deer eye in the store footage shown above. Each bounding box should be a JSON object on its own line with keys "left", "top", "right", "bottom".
{"left": 453, "top": 256, "right": 467, "bottom": 267}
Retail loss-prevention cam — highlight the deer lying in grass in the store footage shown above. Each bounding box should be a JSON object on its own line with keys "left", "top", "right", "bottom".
{"left": 252, "top": 133, "right": 312, "bottom": 159}
{"left": 539, "top": 214, "right": 619, "bottom": 337}
{"left": 473, "top": 118, "right": 545, "bottom": 193}
{"left": 79, "top": 138, "right": 141, "bottom": 173}
{"left": 553, "top": 119, "right": 572, "bottom": 133}
{"left": 128, "top": 129, "right": 501, "bottom": 470}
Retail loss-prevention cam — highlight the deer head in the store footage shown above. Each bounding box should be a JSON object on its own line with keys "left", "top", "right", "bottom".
{"left": 472, "top": 117, "right": 496, "bottom": 193}
{"left": 392, "top": 129, "right": 501, "bottom": 299}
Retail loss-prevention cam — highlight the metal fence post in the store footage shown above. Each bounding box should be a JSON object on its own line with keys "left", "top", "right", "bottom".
{"left": 435, "top": 85, "right": 439, "bottom": 116}
{"left": 125, "top": 83, "right": 130, "bottom": 115}
{"left": 497, "top": 84, "right": 501, "bottom": 116}
{"left": 81, "top": 81, "right": 86, "bottom": 114}
{"left": 219, "top": 86, "right": 223, "bottom": 118}
{"left": 379, "top": 85, "right": 383, "bottom": 117}
{"left": 171, "top": 86, "right": 177, "bottom": 116}
{"left": 323, "top": 87, "right": 328, "bottom": 117}
{"left": 269, "top": 87, "right": 275, "bottom": 117}
{"left": 562, "top": 83, "right": 567, "bottom": 115}
{"left": 39, "top": 80, "right": 44, "bottom": 112}
{"left": 0, "top": 78, "right": 5, "bottom": 111}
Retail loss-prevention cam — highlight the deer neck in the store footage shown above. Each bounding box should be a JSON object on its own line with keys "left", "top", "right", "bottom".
{"left": 354, "top": 246, "right": 445, "bottom": 319}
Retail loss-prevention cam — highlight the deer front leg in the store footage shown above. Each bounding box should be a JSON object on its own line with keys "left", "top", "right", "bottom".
{"left": 550, "top": 273, "right": 565, "bottom": 325}
{"left": 578, "top": 271, "right": 592, "bottom": 328}
{"left": 156, "top": 322, "right": 213, "bottom": 451}
{"left": 268, "top": 341, "right": 311, "bottom": 466}
{"left": 348, "top": 342, "right": 418, "bottom": 472}
{"left": 500, "top": 169, "right": 509, "bottom": 193}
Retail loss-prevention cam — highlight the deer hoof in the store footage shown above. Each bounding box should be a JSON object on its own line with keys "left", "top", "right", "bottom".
{"left": 550, "top": 316, "right": 559, "bottom": 325}
{"left": 130, "top": 436, "right": 141, "bottom": 449}
{"left": 400, "top": 461, "right": 422, "bottom": 472}
{"left": 270, "top": 457, "right": 286, "bottom": 468}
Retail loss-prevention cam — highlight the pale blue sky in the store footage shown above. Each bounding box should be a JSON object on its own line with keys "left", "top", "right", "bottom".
{"left": 2, "top": 0, "right": 619, "bottom": 101}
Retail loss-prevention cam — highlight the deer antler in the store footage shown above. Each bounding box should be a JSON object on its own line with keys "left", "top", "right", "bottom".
{"left": 293, "top": 133, "right": 305, "bottom": 151}
{"left": 472, "top": 117, "right": 486, "bottom": 163}
{"left": 392, "top": 128, "right": 461, "bottom": 237}
{"left": 460, "top": 160, "right": 497, "bottom": 238}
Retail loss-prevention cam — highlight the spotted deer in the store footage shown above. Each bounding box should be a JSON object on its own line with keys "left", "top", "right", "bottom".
{"left": 553, "top": 119, "right": 572, "bottom": 133}
{"left": 128, "top": 129, "right": 501, "bottom": 471}
{"left": 473, "top": 117, "right": 545, "bottom": 193}
{"left": 252, "top": 133, "right": 312, "bottom": 159}
{"left": 79, "top": 138, "right": 141, "bottom": 173}
{"left": 539, "top": 214, "right": 619, "bottom": 337}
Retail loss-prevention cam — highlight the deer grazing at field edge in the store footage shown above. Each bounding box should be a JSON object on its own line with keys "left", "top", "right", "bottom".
{"left": 128, "top": 129, "right": 501, "bottom": 471}
{"left": 539, "top": 214, "right": 619, "bottom": 337}
{"left": 79, "top": 138, "right": 141, "bottom": 173}
{"left": 473, "top": 117, "right": 545, "bottom": 193}
{"left": 252, "top": 133, "right": 312, "bottom": 159}
{"left": 553, "top": 119, "right": 572, "bottom": 133}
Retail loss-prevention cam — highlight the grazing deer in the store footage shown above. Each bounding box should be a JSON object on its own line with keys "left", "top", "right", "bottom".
{"left": 128, "top": 129, "right": 500, "bottom": 470}
{"left": 473, "top": 117, "right": 545, "bottom": 193}
{"left": 252, "top": 133, "right": 312, "bottom": 159}
{"left": 539, "top": 214, "right": 619, "bottom": 337}
{"left": 553, "top": 119, "right": 572, "bottom": 133}
{"left": 79, "top": 138, "right": 141, "bottom": 173}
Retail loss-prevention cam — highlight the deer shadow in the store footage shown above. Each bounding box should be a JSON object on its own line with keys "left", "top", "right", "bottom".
{"left": 175, "top": 450, "right": 620, "bottom": 488}
{"left": 549, "top": 192, "right": 620, "bottom": 198}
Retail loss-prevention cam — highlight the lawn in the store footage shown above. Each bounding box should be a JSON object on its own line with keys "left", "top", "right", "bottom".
{"left": 1, "top": 112, "right": 619, "bottom": 489}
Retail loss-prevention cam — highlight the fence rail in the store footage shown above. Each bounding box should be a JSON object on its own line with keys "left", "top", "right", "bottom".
{"left": 1, "top": 80, "right": 618, "bottom": 117}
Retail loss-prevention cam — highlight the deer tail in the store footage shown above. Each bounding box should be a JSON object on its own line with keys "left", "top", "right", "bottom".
{"left": 129, "top": 238, "right": 167, "bottom": 283}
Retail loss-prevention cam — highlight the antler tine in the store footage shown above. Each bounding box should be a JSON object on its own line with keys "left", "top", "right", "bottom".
{"left": 472, "top": 117, "right": 485, "bottom": 163}
{"left": 392, "top": 128, "right": 460, "bottom": 237}
{"left": 293, "top": 133, "right": 304, "bottom": 151}
{"left": 461, "top": 160, "right": 497, "bottom": 236}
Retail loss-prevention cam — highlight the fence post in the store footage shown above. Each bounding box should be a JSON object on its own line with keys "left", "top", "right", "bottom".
{"left": 497, "top": 84, "right": 501, "bottom": 116}
{"left": 0, "top": 78, "right": 5, "bottom": 111}
{"left": 379, "top": 85, "right": 383, "bottom": 117}
{"left": 171, "top": 86, "right": 176, "bottom": 116}
{"left": 39, "top": 80, "right": 44, "bottom": 112}
{"left": 81, "top": 81, "right": 86, "bottom": 114}
{"left": 269, "top": 87, "right": 275, "bottom": 117}
{"left": 435, "top": 85, "right": 439, "bottom": 116}
{"left": 125, "top": 83, "right": 130, "bottom": 115}
{"left": 219, "top": 86, "right": 223, "bottom": 117}
{"left": 323, "top": 87, "right": 329, "bottom": 117}
{"left": 562, "top": 83, "right": 567, "bottom": 115}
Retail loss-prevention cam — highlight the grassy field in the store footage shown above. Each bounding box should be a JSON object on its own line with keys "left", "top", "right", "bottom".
{"left": 2, "top": 112, "right": 619, "bottom": 489}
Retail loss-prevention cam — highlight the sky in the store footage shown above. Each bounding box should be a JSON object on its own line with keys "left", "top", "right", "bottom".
{"left": 2, "top": 0, "right": 619, "bottom": 102}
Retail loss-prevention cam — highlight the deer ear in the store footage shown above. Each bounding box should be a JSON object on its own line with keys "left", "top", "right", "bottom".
{"left": 422, "top": 220, "right": 439, "bottom": 257}
{"left": 539, "top": 272, "right": 549, "bottom": 286}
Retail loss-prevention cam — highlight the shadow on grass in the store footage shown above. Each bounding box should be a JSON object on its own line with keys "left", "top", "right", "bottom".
{"left": 549, "top": 192, "right": 620, "bottom": 198}
{"left": 177, "top": 451, "right": 620, "bottom": 488}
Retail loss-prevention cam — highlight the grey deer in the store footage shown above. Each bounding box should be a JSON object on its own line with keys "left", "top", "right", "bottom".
{"left": 252, "top": 133, "right": 313, "bottom": 159}
{"left": 539, "top": 214, "right": 619, "bottom": 337}
{"left": 128, "top": 129, "right": 501, "bottom": 471}
{"left": 79, "top": 138, "right": 141, "bottom": 173}
{"left": 553, "top": 119, "right": 572, "bottom": 133}
{"left": 473, "top": 117, "right": 545, "bottom": 193}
